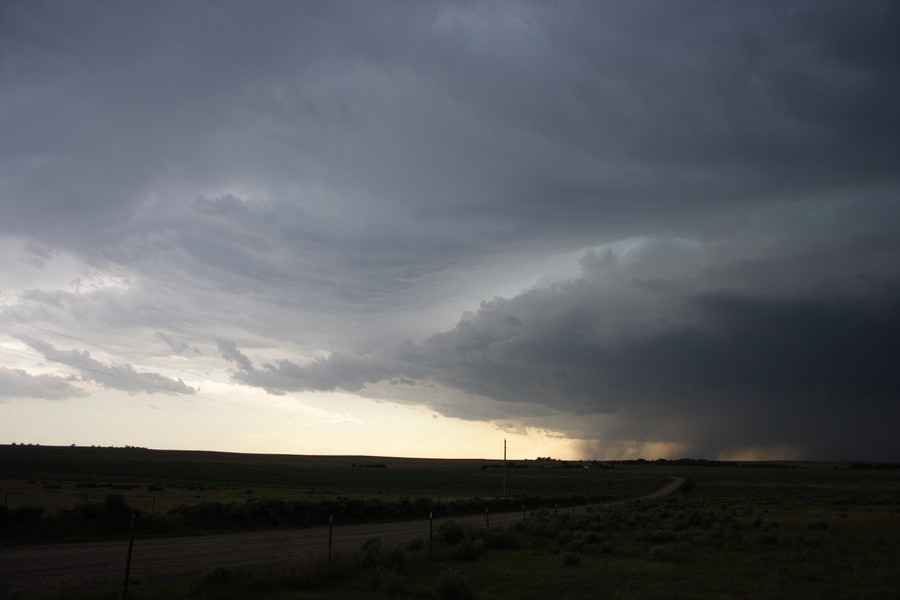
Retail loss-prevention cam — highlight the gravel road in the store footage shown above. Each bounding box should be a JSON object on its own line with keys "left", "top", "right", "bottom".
{"left": 0, "top": 478, "right": 685, "bottom": 598}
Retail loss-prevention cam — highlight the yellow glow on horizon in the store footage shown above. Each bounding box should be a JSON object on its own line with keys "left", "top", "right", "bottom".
{"left": 718, "top": 445, "right": 804, "bottom": 462}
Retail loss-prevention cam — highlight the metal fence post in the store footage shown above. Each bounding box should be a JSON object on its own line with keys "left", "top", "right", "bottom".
{"left": 328, "top": 514, "right": 333, "bottom": 563}
{"left": 122, "top": 513, "right": 136, "bottom": 600}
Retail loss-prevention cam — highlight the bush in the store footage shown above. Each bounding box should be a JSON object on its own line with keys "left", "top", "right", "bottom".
{"left": 104, "top": 494, "right": 131, "bottom": 518}
{"left": 286, "top": 552, "right": 345, "bottom": 589}
{"left": 484, "top": 527, "right": 528, "bottom": 550}
{"left": 562, "top": 551, "right": 581, "bottom": 566}
{"left": 437, "top": 520, "right": 465, "bottom": 545}
{"left": 650, "top": 546, "right": 669, "bottom": 562}
{"left": 8, "top": 505, "right": 45, "bottom": 523}
{"left": 405, "top": 536, "right": 425, "bottom": 553}
{"left": 366, "top": 565, "right": 404, "bottom": 595}
{"left": 434, "top": 567, "right": 475, "bottom": 600}
{"left": 807, "top": 519, "right": 829, "bottom": 531}
{"left": 200, "top": 565, "right": 234, "bottom": 588}
{"left": 452, "top": 539, "right": 484, "bottom": 561}
{"left": 358, "top": 536, "right": 383, "bottom": 568}
{"left": 379, "top": 569, "right": 406, "bottom": 597}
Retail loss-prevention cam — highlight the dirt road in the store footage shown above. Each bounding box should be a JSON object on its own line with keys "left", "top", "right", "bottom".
{"left": 0, "top": 478, "right": 685, "bottom": 598}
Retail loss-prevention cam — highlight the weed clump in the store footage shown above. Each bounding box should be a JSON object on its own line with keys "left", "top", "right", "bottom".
{"left": 366, "top": 565, "right": 405, "bottom": 597}
{"left": 807, "top": 519, "right": 829, "bottom": 531}
{"left": 437, "top": 519, "right": 465, "bottom": 545}
{"left": 358, "top": 536, "right": 384, "bottom": 568}
{"left": 434, "top": 567, "right": 475, "bottom": 600}
{"left": 452, "top": 539, "right": 484, "bottom": 561}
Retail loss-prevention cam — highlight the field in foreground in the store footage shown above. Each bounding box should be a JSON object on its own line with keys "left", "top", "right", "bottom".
{"left": 1, "top": 445, "right": 670, "bottom": 545}
{"left": 1, "top": 446, "right": 899, "bottom": 599}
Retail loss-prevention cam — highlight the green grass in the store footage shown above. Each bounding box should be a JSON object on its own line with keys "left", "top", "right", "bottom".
{"left": 35, "top": 493, "right": 900, "bottom": 600}
{"left": 4, "top": 446, "right": 900, "bottom": 599}
{"left": 0, "top": 445, "right": 662, "bottom": 516}
{"left": 1, "top": 445, "right": 668, "bottom": 546}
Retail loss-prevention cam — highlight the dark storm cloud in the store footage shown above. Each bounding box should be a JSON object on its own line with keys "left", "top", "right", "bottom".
{"left": 3, "top": 1, "right": 897, "bottom": 253}
{"left": 15, "top": 334, "right": 196, "bottom": 395}
{"left": 2, "top": 1, "right": 899, "bottom": 459}
{"left": 217, "top": 337, "right": 405, "bottom": 395}
{"left": 222, "top": 205, "right": 900, "bottom": 459}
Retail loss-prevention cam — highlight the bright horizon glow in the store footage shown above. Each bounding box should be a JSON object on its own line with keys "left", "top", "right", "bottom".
{"left": 0, "top": 351, "right": 587, "bottom": 459}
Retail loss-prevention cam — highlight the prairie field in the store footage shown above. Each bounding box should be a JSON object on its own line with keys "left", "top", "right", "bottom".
{"left": 0, "top": 445, "right": 663, "bottom": 520}
{"left": 1, "top": 445, "right": 899, "bottom": 599}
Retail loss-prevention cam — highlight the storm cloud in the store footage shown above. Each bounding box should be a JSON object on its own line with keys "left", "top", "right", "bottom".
{"left": 14, "top": 334, "right": 196, "bottom": 396}
{"left": 2, "top": 1, "right": 898, "bottom": 459}
{"left": 218, "top": 223, "right": 900, "bottom": 459}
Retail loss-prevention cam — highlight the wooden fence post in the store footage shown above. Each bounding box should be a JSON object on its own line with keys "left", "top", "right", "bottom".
{"left": 328, "top": 514, "right": 333, "bottom": 563}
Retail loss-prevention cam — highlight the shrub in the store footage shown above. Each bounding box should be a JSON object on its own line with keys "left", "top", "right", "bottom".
{"left": 588, "top": 520, "right": 606, "bottom": 533}
{"left": 807, "top": 519, "right": 829, "bottom": 531}
{"left": 286, "top": 553, "right": 345, "bottom": 589}
{"left": 379, "top": 569, "right": 406, "bottom": 598}
{"left": 104, "top": 494, "right": 131, "bottom": 518}
{"left": 405, "top": 536, "right": 425, "bottom": 553}
{"left": 649, "top": 529, "right": 674, "bottom": 544}
{"left": 200, "top": 565, "right": 233, "bottom": 588}
{"left": 366, "top": 566, "right": 401, "bottom": 592}
{"left": 434, "top": 567, "right": 475, "bottom": 600}
{"left": 437, "top": 519, "right": 465, "bottom": 545}
{"left": 452, "top": 539, "right": 484, "bottom": 561}
{"left": 359, "top": 536, "right": 383, "bottom": 568}
{"left": 562, "top": 551, "right": 581, "bottom": 566}
{"left": 650, "top": 546, "right": 669, "bottom": 562}
{"left": 484, "top": 527, "right": 528, "bottom": 550}
{"left": 8, "top": 505, "right": 45, "bottom": 523}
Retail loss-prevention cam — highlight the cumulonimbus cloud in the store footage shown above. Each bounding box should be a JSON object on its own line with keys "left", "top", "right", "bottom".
{"left": 217, "top": 230, "right": 900, "bottom": 460}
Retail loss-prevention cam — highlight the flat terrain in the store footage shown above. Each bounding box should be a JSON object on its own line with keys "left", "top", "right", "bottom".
{"left": 0, "top": 478, "right": 686, "bottom": 597}
{"left": 1, "top": 446, "right": 898, "bottom": 599}
{"left": 0, "top": 445, "right": 662, "bottom": 515}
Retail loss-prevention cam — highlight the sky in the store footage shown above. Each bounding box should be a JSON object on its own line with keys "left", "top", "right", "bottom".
{"left": 1, "top": 1, "right": 899, "bottom": 461}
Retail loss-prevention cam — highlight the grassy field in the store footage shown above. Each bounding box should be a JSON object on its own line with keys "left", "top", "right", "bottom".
{"left": 0, "top": 445, "right": 664, "bottom": 517}
{"left": 2, "top": 446, "right": 899, "bottom": 599}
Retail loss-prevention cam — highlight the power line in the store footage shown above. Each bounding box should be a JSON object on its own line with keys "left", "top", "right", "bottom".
{"left": 0, "top": 313, "right": 235, "bottom": 389}
{"left": 0, "top": 314, "right": 458, "bottom": 446}
{"left": 0, "top": 344, "right": 289, "bottom": 418}
{"left": 0, "top": 314, "right": 149, "bottom": 363}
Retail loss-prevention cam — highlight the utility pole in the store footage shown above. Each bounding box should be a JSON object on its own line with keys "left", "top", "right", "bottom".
{"left": 502, "top": 438, "right": 507, "bottom": 498}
